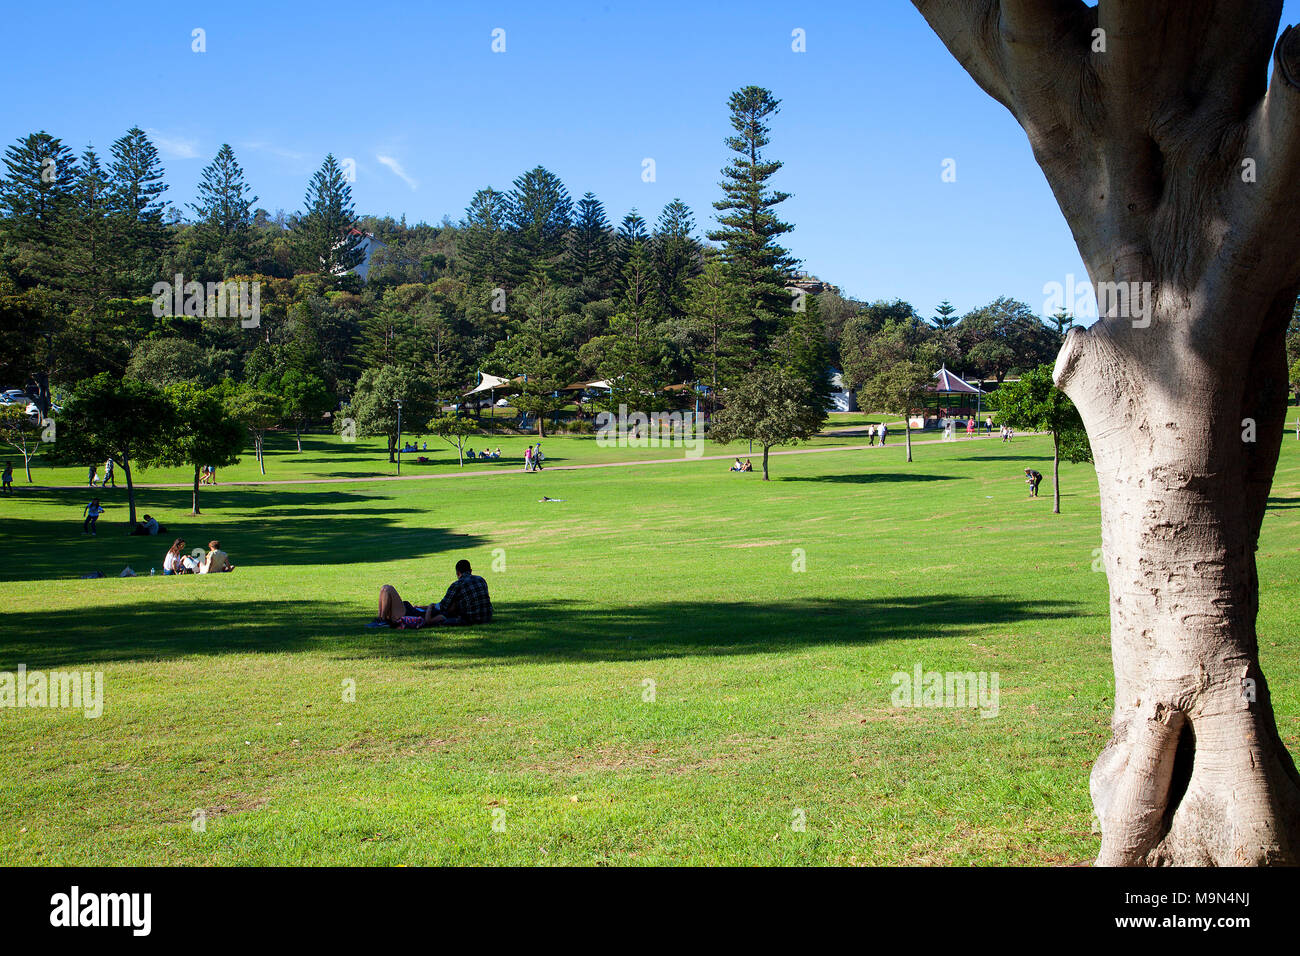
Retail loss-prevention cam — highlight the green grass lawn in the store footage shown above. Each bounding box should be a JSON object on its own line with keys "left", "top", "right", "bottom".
{"left": 10, "top": 410, "right": 905, "bottom": 487}
{"left": 2, "top": 431, "right": 1297, "bottom": 865}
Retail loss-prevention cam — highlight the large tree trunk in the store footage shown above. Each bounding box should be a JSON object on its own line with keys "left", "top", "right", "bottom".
{"left": 1051, "top": 432, "right": 1060, "bottom": 515}
{"left": 1057, "top": 311, "right": 1300, "bottom": 865}
{"left": 122, "top": 457, "right": 136, "bottom": 526}
{"left": 192, "top": 463, "right": 201, "bottom": 515}
{"left": 904, "top": 421, "right": 912, "bottom": 463}
{"left": 761, "top": 445, "right": 770, "bottom": 481}
{"left": 915, "top": 0, "right": 1300, "bottom": 865}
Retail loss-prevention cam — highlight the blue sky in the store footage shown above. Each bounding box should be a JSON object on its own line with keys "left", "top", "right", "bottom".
{"left": 3, "top": 1, "right": 1296, "bottom": 318}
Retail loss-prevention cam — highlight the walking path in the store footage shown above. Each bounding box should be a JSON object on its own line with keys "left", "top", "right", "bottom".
{"left": 49, "top": 431, "right": 1016, "bottom": 490}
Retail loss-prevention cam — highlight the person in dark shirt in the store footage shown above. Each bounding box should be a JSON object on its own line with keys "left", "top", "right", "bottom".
{"left": 369, "top": 559, "right": 493, "bottom": 629}
{"left": 1025, "top": 468, "right": 1043, "bottom": 498}
{"left": 426, "top": 559, "right": 493, "bottom": 625}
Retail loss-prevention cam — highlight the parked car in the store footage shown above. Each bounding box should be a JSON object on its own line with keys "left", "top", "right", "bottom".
{"left": 1, "top": 389, "right": 28, "bottom": 404}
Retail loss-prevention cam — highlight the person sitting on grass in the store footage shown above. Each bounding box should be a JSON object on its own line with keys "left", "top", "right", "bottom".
{"left": 369, "top": 559, "right": 493, "bottom": 629}
{"left": 491, "top": 447, "right": 501, "bottom": 459}
{"left": 730, "top": 457, "right": 743, "bottom": 472}
{"left": 741, "top": 459, "right": 753, "bottom": 472}
{"left": 163, "top": 538, "right": 200, "bottom": 574}
{"left": 199, "top": 539, "right": 235, "bottom": 573}
{"left": 130, "top": 513, "right": 166, "bottom": 536}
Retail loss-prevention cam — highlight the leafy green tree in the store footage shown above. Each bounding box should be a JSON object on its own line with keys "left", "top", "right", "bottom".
{"left": 126, "top": 338, "right": 218, "bottom": 388}
{"left": 707, "top": 86, "right": 797, "bottom": 350}
{"left": 342, "top": 365, "right": 437, "bottom": 463}
{"left": 772, "top": 292, "right": 833, "bottom": 414}
{"left": 842, "top": 318, "right": 942, "bottom": 463}
{"left": 957, "top": 297, "right": 1059, "bottom": 383}
{"left": 684, "top": 256, "right": 749, "bottom": 416}
{"left": 489, "top": 272, "right": 577, "bottom": 436}
{"left": 427, "top": 416, "right": 480, "bottom": 467}
{"left": 226, "top": 385, "right": 281, "bottom": 475}
{"left": 266, "top": 368, "right": 332, "bottom": 451}
{"left": 0, "top": 404, "right": 42, "bottom": 482}
{"left": 151, "top": 383, "right": 244, "bottom": 514}
{"left": 707, "top": 365, "right": 825, "bottom": 480}
{"left": 991, "top": 363, "right": 1093, "bottom": 514}
{"left": 52, "top": 373, "right": 174, "bottom": 524}
{"left": 296, "top": 154, "right": 362, "bottom": 275}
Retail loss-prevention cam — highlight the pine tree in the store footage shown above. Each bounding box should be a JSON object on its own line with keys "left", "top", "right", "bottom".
{"left": 296, "top": 154, "right": 363, "bottom": 276}
{"left": 107, "top": 127, "right": 169, "bottom": 295}
{"left": 570, "top": 192, "right": 614, "bottom": 300}
{"left": 616, "top": 209, "right": 649, "bottom": 268}
{"left": 0, "top": 131, "right": 80, "bottom": 288}
{"left": 108, "top": 127, "right": 168, "bottom": 222}
{"left": 506, "top": 166, "right": 572, "bottom": 280}
{"left": 60, "top": 148, "right": 118, "bottom": 358}
{"left": 192, "top": 144, "right": 257, "bottom": 236}
{"left": 707, "top": 86, "right": 796, "bottom": 352}
{"left": 652, "top": 199, "right": 701, "bottom": 320}
{"left": 460, "top": 187, "right": 513, "bottom": 288}
{"left": 932, "top": 300, "right": 959, "bottom": 330}
{"left": 685, "top": 256, "right": 750, "bottom": 416}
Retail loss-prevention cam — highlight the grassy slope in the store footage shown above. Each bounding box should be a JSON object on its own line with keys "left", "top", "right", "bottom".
{"left": 1, "top": 432, "right": 1296, "bottom": 865}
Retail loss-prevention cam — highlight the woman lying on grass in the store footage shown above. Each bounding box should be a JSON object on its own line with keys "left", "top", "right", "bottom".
{"left": 368, "top": 559, "right": 494, "bottom": 629}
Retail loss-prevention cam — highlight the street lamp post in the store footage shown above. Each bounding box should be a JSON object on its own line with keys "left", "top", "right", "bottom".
{"left": 395, "top": 399, "right": 403, "bottom": 476}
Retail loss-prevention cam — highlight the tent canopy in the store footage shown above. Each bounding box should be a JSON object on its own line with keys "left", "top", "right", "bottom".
{"left": 463, "top": 373, "right": 520, "bottom": 397}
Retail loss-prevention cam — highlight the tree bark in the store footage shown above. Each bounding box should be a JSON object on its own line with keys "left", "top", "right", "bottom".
{"left": 904, "top": 421, "right": 913, "bottom": 463}
{"left": 122, "top": 457, "right": 136, "bottom": 526}
{"left": 1057, "top": 316, "right": 1300, "bottom": 865}
{"left": 915, "top": 0, "right": 1300, "bottom": 864}
{"left": 1052, "top": 432, "right": 1060, "bottom": 515}
{"left": 761, "top": 444, "right": 770, "bottom": 480}
{"left": 191, "top": 463, "right": 201, "bottom": 515}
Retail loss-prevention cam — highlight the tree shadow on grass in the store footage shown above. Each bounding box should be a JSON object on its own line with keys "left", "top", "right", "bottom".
{"left": 777, "top": 473, "right": 968, "bottom": 485}
{"left": 0, "top": 593, "right": 1084, "bottom": 669}
{"left": 0, "top": 487, "right": 480, "bottom": 582}
{"left": 1266, "top": 496, "right": 1300, "bottom": 510}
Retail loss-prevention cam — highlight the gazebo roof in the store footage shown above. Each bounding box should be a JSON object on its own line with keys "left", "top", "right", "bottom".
{"left": 930, "top": 366, "right": 983, "bottom": 395}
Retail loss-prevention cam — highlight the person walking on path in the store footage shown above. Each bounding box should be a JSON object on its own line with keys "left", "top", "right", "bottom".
{"left": 879, "top": 422, "right": 888, "bottom": 446}
{"left": 868, "top": 423, "right": 877, "bottom": 446}
{"left": 103, "top": 457, "right": 116, "bottom": 488}
{"left": 2, "top": 461, "right": 12, "bottom": 495}
{"left": 524, "top": 445, "right": 534, "bottom": 472}
{"left": 88, "top": 464, "right": 98, "bottom": 487}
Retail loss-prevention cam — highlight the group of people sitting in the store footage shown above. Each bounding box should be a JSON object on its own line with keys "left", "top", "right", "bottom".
{"left": 728, "top": 458, "right": 754, "bottom": 472}
{"left": 466, "top": 447, "right": 501, "bottom": 460}
{"left": 162, "top": 538, "right": 235, "bottom": 574}
{"left": 368, "top": 559, "right": 493, "bottom": 629}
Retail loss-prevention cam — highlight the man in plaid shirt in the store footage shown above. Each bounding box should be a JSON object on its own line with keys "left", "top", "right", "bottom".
{"left": 426, "top": 559, "right": 493, "bottom": 626}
